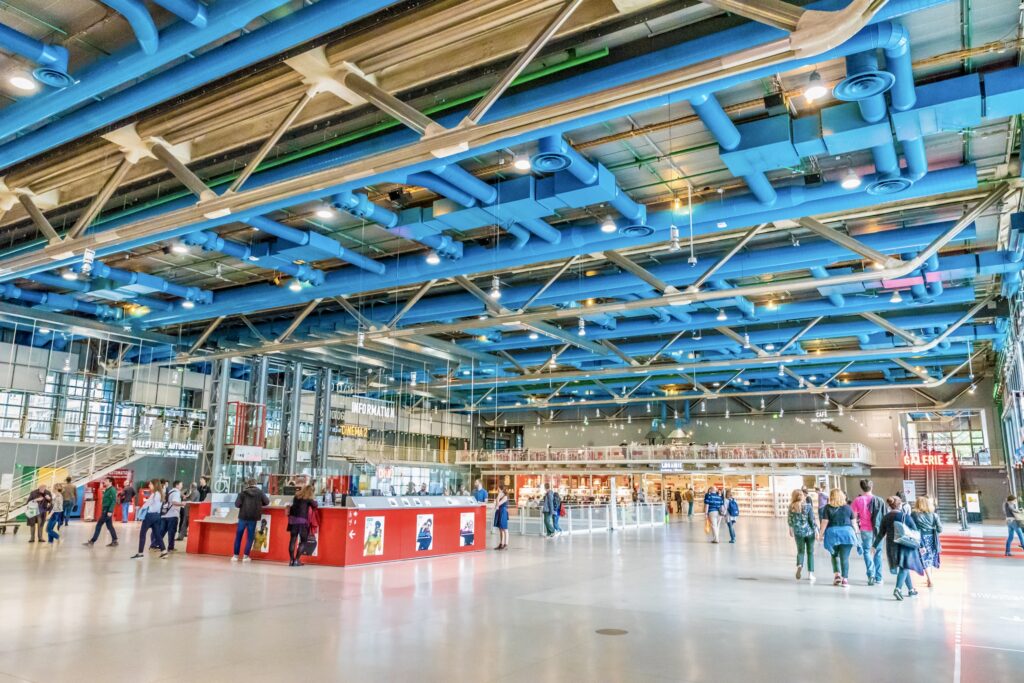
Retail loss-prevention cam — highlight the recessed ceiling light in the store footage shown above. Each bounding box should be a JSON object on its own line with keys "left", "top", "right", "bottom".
{"left": 9, "top": 75, "right": 36, "bottom": 91}
{"left": 840, "top": 169, "right": 862, "bottom": 190}
{"left": 513, "top": 154, "right": 532, "bottom": 171}
{"left": 170, "top": 242, "right": 189, "bottom": 254}
{"left": 804, "top": 70, "right": 827, "bottom": 102}
{"left": 600, "top": 216, "right": 618, "bottom": 234}
{"left": 315, "top": 208, "right": 334, "bottom": 219}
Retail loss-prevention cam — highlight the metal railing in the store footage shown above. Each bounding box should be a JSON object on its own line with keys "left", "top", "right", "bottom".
{"left": 329, "top": 444, "right": 450, "bottom": 465}
{"left": 513, "top": 502, "right": 666, "bottom": 536}
{"left": 459, "top": 442, "right": 873, "bottom": 466}
{"left": 0, "top": 433, "right": 148, "bottom": 521}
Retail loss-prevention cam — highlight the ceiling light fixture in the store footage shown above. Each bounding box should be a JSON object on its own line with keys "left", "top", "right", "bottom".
{"left": 600, "top": 216, "right": 618, "bottom": 234}
{"left": 170, "top": 242, "right": 189, "bottom": 255}
{"left": 889, "top": 290, "right": 903, "bottom": 304}
{"left": 716, "top": 220, "right": 728, "bottom": 229}
{"left": 288, "top": 279, "right": 303, "bottom": 292}
{"left": 716, "top": 309, "right": 727, "bottom": 322}
{"left": 489, "top": 275, "right": 501, "bottom": 300}
{"left": 804, "top": 70, "right": 828, "bottom": 102}
{"left": 10, "top": 75, "right": 37, "bottom": 91}
{"left": 425, "top": 250, "right": 441, "bottom": 265}
{"left": 577, "top": 318, "right": 586, "bottom": 337}
{"left": 528, "top": 332, "right": 539, "bottom": 340}
{"left": 840, "top": 169, "right": 862, "bottom": 190}
{"left": 61, "top": 270, "right": 79, "bottom": 281}
{"left": 181, "top": 300, "right": 195, "bottom": 309}
{"left": 315, "top": 208, "right": 334, "bottom": 219}
{"left": 513, "top": 154, "right": 532, "bottom": 171}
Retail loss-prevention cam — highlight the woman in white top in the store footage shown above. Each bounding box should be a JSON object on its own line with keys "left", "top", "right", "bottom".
{"left": 131, "top": 480, "right": 165, "bottom": 559}
{"left": 46, "top": 484, "right": 64, "bottom": 543}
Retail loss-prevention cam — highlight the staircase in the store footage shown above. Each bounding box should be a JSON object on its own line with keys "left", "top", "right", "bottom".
{"left": 904, "top": 466, "right": 928, "bottom": 503}
{"left": 0, "top": 437, "right": 146, "bottom": 522}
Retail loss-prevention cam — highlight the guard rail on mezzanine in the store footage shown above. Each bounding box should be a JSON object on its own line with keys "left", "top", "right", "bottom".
{"left": 457, "top": 442, "right": 874, "bottom": 467}
{"left": 512, "top": 502, "right": 667, "bottom": 536}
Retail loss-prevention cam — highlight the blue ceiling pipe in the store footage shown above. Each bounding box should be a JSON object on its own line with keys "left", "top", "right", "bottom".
{"left": 152, "top": 0, "right": 208, "bottom": 27}
{"left": 182, "top": 230, "right": 325, "bottom": 285}
{"left": 99, "top": 1, "right": 160, "bottom": 55}
{"left": 244, "top": 215, "right": 386, "bottom": 275}
{"left": 329, "top": 192, "right": 465, "bottom": 258}
{"left": 14, "top": 2, "right": 954, "bottom": 281}
{"left": 135, "top": 164, "right": 979, "bottom": 327}
{"left": 0, "top": 283, "right": 118, "bottom": 318}
{"left": 405, "top": 172, "right": 477, "bottom": 208}
{"left": 0, "top": 0, "right": 381, "bottom": 159}
{"left": 690, "top": 93, "right": 777, "bottom": 205}
{"left": 81, "top": 261, "right": 212, "bottom": 304}
{"left": 25, "top": 271, "right": 174, "bottom": 313}
{"left": 0, "top": 23, "right": 71, "bottom": 88}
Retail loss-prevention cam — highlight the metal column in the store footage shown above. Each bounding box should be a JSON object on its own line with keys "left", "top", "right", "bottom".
{"left": 202, "top": 357, "right": 231, "bottom": 484}
{"left": 279, "top": 361, "right": 303, "bottom": 473}
{"left": 249, "top": 355, "right": 269, "bottom": 406}
{"left": 311, "top": 367, "right": 333, "bottom": 475}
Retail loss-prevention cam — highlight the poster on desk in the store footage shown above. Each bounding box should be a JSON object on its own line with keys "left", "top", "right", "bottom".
{"left": 363, "top": 516, "right": 384, "bottom": 556}
{"left": 459, "top": 512, "right": 475, "bottom": 547}
{"left": 253, "top": 515, "right": 271, "bottom": 553}
{"left": 416, "top": 514, "right": 434, "bottom": 551}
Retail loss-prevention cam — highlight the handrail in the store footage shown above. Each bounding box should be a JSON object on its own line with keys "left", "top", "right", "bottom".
{"left": 457, "top": 441, "right": 873, "bottom": 465}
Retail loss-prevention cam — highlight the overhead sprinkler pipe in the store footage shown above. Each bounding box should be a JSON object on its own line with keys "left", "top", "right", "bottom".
{"left": 99, "top": 0, "right": 160, "bottom": 55}
{"left": 152, "top": 0, "right": 208, "bottom": 27}
{"left": 244, "top": 215, "right": 386, "bottom": 275}
{"left": 0, "top": 24, "right": 71, "bottom": 88}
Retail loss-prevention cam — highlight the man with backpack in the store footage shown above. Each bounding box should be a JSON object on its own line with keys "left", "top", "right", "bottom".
{"left": 232, "top": 479, "right": 270, "bottom": 562}
{"left": 540, "top": 484, "right": 556, "bottom": 538}
{"left": 160, "top": 481, "right": 184, "bottom": 556}
{"left": 551, "top": 488, "right": 563, "bottom": 536}
{"left": 851, "top": 479, "right": 887, "bottom": 586}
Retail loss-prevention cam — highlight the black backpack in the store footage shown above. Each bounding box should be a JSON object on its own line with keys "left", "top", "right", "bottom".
{"left": 552, "top": 492, "right": 562, "bottom": 511}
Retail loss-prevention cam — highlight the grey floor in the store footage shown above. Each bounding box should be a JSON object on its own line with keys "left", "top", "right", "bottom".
{"left": 0, "top": 516, "right": 1020, "bottom": 682}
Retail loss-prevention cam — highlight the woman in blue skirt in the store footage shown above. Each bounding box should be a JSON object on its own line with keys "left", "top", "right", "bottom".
{"left": 493, "top": 484, "right": 509, "bottom": 550}
{"left": 911, "top": 495, "right": 942, "bottom": 587}
{"left": 818, "top": 489, "right": 858, "bottom": 588}
{"left": 874, "top": 496, "right": 926, "bottom": 601}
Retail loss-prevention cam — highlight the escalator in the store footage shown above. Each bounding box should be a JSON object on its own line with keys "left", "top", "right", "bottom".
{"left": 903, "top": 464, "right": 962, "bottom": 526}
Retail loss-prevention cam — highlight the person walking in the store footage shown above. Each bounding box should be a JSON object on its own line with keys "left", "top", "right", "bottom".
{"left": 493, "top": 484, "right": 509, "bottom": 550}
{"left": 160, "top": 481, "right": 184, "bottom": 557}
{"left": 911, "top": 495, "right": 942, "bottom": 587}
{"left": 787, "top": 490, "right": 818, "bottom": 582}
{"left": 232, "top": 478, "right": 270, "bottom": 562}
{"left": 84, "top": 477, "right": 118, "bottom": 547}
{"left": 540, "top": 484, "right": 556, "bottom": 538}
{"left": 723, "top": 489, "right": 740, "bottom": 543}
{"left": 1003, "top": 495, "right": 1024, "bottom": 556}
{"left": 552, "top": 487, "right": 563, "bottom": 535}
{"left": 873, "top": 496, "right": 925, "bottom": 601}
{"left": 673, "top": 489, "right": 683, "bottom": 517}
{"left": 703, "top": 485, "right": 724, "bottom": 543}
{"left": 819, "top": 488, "right": 857, "bottom": 588}
{"left": 685, "top": 487, "right": 695, "bottom": 517}
{"left": 287, "top": 485, "right": 318, "bottom": 567}
{"left": 119, "top": 480, "right": 136, "bottom": 523}
{"left": 131, "top": 481, "right": 165, "bottom": 559}
{"left": 61, "top": 477, "right": 75, "bottom": 527}
{"left": 25, "top": 484, "right": 51, "bottom": 543}
{"left": 46, "top": 484, "right": 64, "bottom": 544}
{"left": 473, "top": 480, "right": 487, "bottom": 503}
{"left": 850, "top": 479, "right": 887, "bottom": 586}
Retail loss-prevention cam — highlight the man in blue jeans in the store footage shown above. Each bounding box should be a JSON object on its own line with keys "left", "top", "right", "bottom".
{"left": 850, "top": 479, "right": 886, "bottom": 585}
{"left": 540, "top": 484, "right": 556, "bottom": 538}
{"left": 120, "top": 480, "right": 136, "bottom": 524}
{"left": 232, "top": 478, "right": 269, "bottom": 562}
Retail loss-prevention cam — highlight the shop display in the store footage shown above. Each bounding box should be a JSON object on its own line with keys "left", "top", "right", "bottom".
{"left": 459, "top": 512, "right": 475, "bottom": 546}
{"left": 416, "top": 514, "right": 433, "bottom": 551}
{"left": 363, "top": 516, "right": 385, "bottom": 556}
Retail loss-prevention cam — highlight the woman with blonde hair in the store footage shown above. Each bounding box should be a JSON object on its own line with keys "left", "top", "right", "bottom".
{"left": 787, "top": 489, "right": 818, "bottom": 582}
{"left": 287, "top": 484, "right": 318, "bottom": 567}
{"left": 818, "top": 488, "right": 857, "bottom": 587}
{"left": 911, "top": 495, "right": 942, "bottom": 587}
{"left": 873, "top": 496, "right": 925, "bottom": 600}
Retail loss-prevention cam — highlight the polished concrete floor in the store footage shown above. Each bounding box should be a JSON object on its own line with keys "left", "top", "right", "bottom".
{"left": 0, "top": 516, "right": 1021, "bottom": 682}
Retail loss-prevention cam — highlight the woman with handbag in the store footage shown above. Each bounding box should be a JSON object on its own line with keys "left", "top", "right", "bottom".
{"left": 787, "top": 490, "right": 818, "bottom": 582}
{"left": 1004, "top": 495, "right": 1024, "bottom": 556}
{"left": 873, "top": 496, "right": 925, "bottom": 601}
{"left": 131, "top": 481, "right": 165, "bottom": 559}
{"left": 287, "top": 485, "right": 318, "bottom": 567}
{"left": 911, "top": 495, "right": 942, "bottom": 587}
{"left": 818, "top": 488, "right": 857, "bottom": 588}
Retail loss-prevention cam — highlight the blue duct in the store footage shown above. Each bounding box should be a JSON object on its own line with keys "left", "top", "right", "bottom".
{"left": 82, "top": 262, "right": 212, "bottom": 304}
{"left": 245, "top": 215, "right": 386, "bottom": 275}
{"left": 329, "top": 193, "right": 463, "bottom": 260}
{"left": 0, "top": 284, "right": 118, "bottom": 317}
{"left": 183, "top": 230, "right": 325, "bottom": 285}
{"left": 0, "top": 0, "right": 387, "bottom": 159}
{"left": 0, "top": 24, "right": 71, "bottom": 88}
{"left": 405, "top": 172, "right": 477, "bottom": 208}
{"left": 152, "top": 0, "right": 208, "bottom": 27}
{"left": 432, "top": 164, "right": 497, "bottom": 204}
{"left": 690, "top": 93, "right": 777, "bottom": 205}
{"left": 99, "top": 1, "right": 160, "bottom": 55}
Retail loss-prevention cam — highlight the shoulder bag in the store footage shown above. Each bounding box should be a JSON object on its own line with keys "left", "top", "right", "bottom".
{"left": 893, "top": 512, "right": 921, "bottom": 548}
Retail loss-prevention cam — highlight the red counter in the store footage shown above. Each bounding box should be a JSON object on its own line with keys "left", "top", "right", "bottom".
{"left": 186, "top": 501, "right": 487, "bottom": 566}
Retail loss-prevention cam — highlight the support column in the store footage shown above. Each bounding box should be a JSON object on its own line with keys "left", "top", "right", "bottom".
{"left": 311, "top": 367, "right": 332, "bottom": 475}
{"left": 203, "top": 357, "right": 231, "bottom": 484}
{"left": 609, "top": 475, "right": 617, "bottom": 531}
{"left": 280, "top": 361, "right": 304, "bottom": 474}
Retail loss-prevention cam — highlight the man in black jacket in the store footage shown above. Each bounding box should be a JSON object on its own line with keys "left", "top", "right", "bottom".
{"left": 232, "top": 479, "right": 269, "bottom": 562}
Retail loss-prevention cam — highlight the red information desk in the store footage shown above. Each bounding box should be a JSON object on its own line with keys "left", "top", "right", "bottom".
{"left": 186, "top": 495, "right": 487, "bottom": 566}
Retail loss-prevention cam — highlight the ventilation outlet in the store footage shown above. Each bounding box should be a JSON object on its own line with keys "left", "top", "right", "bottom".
{"left": 530, "top": 151, "right": 571, "bottom": 173}
{"left": 832, "top": 70, "right": 895, "bottom": 101}
{"left": 866, "top": 176, "right": 914, "bottom": 195}
{"left": 33, "top": 67, "right": 73, "bottom": 89}
{"left": 620, "top": 224, "right": 654, "bottom": 237}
